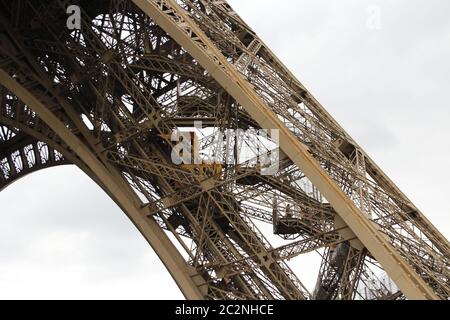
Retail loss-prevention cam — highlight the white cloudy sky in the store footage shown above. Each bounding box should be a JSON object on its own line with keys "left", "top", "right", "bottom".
{"left": 0, "top": 0, "right": 449, "bottom": 299}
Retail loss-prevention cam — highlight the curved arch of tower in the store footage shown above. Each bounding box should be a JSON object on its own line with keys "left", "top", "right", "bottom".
{"left": 0, "top": 0, "right": 448, "bottom": 300}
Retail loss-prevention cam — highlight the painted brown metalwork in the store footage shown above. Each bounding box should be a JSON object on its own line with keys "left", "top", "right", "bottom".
{"left": 0, "top": 0, "right": 448, "bottom": 300}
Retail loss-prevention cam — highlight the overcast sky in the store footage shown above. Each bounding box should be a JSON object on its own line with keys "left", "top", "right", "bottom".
{"left": 0, "top": 0, "right": 449, "bottom": 299}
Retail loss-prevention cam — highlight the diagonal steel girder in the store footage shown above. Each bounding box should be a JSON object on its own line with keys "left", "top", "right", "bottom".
{"left": 0, "top": 68, "right": 207, "bottom": 300}
{"left": 132, "top": 0, "right": 439, "bottom": 300}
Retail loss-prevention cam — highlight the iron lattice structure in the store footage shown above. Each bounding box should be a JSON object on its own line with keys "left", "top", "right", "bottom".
{"left": 0, "top": 0, "right": 448, "bottom": 300}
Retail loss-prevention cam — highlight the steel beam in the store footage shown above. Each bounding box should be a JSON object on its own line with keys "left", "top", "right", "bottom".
{"left": 0, "top": 68, "right": 206, "bottom": 300}
{"left": 133, "top": 0, "right": 439, "bottom": 299}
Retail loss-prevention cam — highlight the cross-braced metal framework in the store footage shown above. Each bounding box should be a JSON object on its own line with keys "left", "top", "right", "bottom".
{"left": 0, "top": 0, "right": 448, "bottom": 300}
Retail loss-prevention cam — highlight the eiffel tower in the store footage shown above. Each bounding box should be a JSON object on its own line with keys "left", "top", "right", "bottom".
{"left": 0, "top": 0, "right": 448, "bottom": 300}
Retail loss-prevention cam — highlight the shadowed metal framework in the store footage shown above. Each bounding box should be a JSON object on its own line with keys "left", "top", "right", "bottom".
{"left": 0, "top": 0, "right": 448, "bottom": 300}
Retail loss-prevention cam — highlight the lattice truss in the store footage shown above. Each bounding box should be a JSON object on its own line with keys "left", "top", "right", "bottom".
{"left": 0, "top": 0, "right": 448, "bottom": 300}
